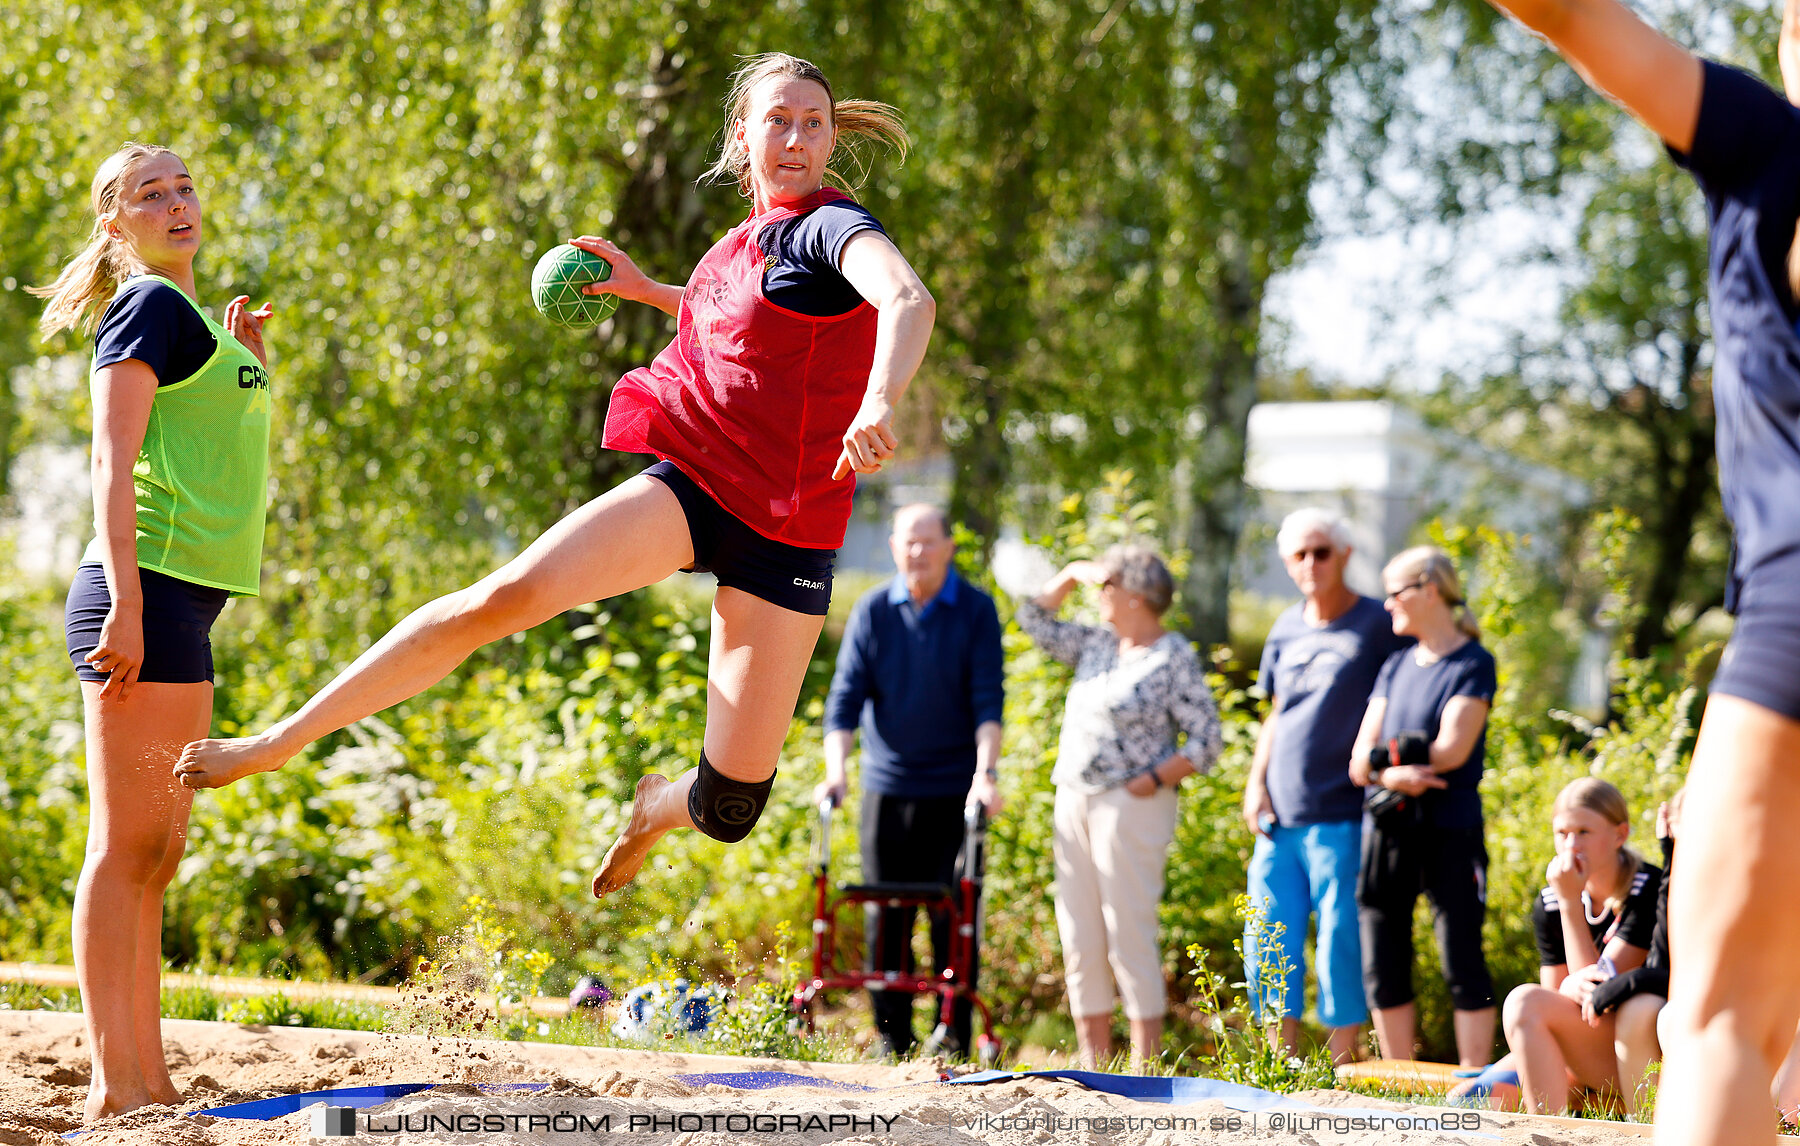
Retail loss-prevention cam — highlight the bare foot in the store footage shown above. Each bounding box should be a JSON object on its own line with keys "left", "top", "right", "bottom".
{"left": 173, "top": 734, "right": 290, "bottom": 790}
{"left": 593, "top": 774, "right": 674, "bottom": 896}
{"left": 85, "top": 1085, "right": 160, "bottom": 1123}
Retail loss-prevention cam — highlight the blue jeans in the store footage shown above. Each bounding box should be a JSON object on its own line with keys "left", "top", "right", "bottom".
{"left": 1245, "top": 819, "right": 1366, "bottom": 1029}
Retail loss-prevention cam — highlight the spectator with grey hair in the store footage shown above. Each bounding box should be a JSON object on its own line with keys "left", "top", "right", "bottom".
{"left": 1018, "top": 544, "right": 1223, "bottom": 1070}
{"left": 1243, "top": 508, "right": 1408, "bottom": 1064}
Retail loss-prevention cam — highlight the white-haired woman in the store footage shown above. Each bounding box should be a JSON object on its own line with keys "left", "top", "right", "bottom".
{"left": 31, "top": 142, "right": 273, "bottom": 1121}
{"left": 1019, "top": 544, "right": 1224, "bottom": 1070}
{"left": 1349, "top": 545, "right": 1498, "bottom": 1069}
{"left": 176, "top": 53, "right": 934, "bottom": 895}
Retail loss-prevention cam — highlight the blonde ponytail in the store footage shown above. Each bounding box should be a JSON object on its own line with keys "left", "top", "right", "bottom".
{"left": 701, "top": 53, "right": 910, "bottom": 199}
{"left": 28, "top": 142, "right": 179, "bottom": 340}
{"left": 1453, "top": 602, "right": 1481, "bottom": 640}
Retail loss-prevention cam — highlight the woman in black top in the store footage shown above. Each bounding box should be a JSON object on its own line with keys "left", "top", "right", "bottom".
{"left": 1480, "top": 3, "right": 1800, "bottom": 1141}
{"left": 1348, "top": 545, "right": 1498, "bottom": 1069}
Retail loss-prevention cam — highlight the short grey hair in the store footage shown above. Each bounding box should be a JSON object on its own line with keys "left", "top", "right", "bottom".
{"left": 891, "top": 503, "right": 950, "bottom": 538}
{"left": 1101, "top": 544, "right": 1175, "bottom": 617}
{"left": 1276, "top": 507, "right": 1354, "bottom": 558}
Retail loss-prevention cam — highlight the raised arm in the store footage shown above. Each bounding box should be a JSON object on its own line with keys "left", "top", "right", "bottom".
{"left": 1485, "top": 0, "right": 1703, "bottom": 151}
{"left": 832, "top": 230, "right": 936, "bottom": 479}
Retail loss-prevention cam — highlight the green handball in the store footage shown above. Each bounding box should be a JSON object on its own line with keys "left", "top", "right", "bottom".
{"left": 531, "top": 243, "right": 616, "bottom": 329}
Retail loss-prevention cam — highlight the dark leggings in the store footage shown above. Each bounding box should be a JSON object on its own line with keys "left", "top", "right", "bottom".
{"left": 1357, "top": 822, "right": 1495, "bottom": 1012}
{"left": 861, "top": 791, "right": 977, "bottom": 1054}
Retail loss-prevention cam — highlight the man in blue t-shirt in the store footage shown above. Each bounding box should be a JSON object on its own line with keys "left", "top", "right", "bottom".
{"left": 818, "top": 505, "right": 1004, "bottom": 1059}
{"left": 1244, "top": 508, "right": 1409, "bottom": 1063}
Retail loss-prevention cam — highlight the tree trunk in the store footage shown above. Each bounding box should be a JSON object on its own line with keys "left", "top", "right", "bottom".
{"left": 1181, "top": 243, "right": 1264, "bottom": 650}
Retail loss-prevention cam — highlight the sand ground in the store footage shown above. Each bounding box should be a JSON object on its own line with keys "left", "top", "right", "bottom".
{"left": 0, "top": 1009, "right": 1661, "bottom": 1144}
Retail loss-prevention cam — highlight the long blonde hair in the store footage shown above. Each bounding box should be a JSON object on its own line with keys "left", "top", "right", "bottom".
{"left": 1554, "top": 777, "right": 1645, "bottom": 919}
{"left": 29, "top": 142, "right": 183, "bottom": 339}
{"left": 701, "top": 53, "right": 910, "bottom": 199}
{"left": 1385, "top": 545, "right": 1481, "bottom": 639}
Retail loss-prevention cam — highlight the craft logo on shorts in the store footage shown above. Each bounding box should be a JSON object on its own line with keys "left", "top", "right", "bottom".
{"left": 312, "top": 1105, "right": 356, "bottom": 1137}
{"left": 792, "top": 577, "right": 825, "bottom": 591}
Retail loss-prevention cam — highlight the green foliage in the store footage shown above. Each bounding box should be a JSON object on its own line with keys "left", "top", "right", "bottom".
{"left": 0, "top": 567, "right": 86, "bottom": 964}
{"left": 0, "top": 2, "right": 1729, "bottom": 1090}
{"left": 1181, "top": 897, "right": 1336, "bottom": 1093}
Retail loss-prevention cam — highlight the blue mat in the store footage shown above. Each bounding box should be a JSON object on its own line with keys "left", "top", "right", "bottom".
{"left": 200, "top": 1082, "right": 547, "bottom": 1120}
{"left": 63, "top": 1069, "right": 1495, "bottom": 1140}
{"left": 671, "top": 1070, "right": 875, "bottom": 1093}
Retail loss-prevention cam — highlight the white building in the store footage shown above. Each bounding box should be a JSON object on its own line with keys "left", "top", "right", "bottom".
{"left": 1238, "top": 400, "right": 1588, "bottom": 598}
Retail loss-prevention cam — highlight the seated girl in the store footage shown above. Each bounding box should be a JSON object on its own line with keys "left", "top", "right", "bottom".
{"left": 1454, "top": 779, "right": 1663, "bottom": 1114}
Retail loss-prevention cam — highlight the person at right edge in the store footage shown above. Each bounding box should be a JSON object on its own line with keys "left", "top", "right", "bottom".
{"left": 1348, "top": 545, "right": 1497, "bottom": 1070}
{"left": 1477, "top": 2, "right": 1800, "bottom": 1141}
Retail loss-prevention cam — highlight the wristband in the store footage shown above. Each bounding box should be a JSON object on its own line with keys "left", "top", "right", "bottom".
{"left": 1149, "top": 768, "right": 1164, "bottom": 789}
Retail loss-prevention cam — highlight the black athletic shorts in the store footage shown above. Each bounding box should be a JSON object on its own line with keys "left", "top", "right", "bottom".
{"left": 65, "top": 563, "right": 230, "bottom": 685}
{"left": 1713, "top": 545, "right": 1800, "bottom": 722}
{"left": 643, "top": 461, "right": 835, "bottom": 616}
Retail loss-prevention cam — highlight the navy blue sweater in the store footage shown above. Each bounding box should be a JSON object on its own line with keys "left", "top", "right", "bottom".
{"left": 824, "top": 570, "right": 1006, "bottom": 798}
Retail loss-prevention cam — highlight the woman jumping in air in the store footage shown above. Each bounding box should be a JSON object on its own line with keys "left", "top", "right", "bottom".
{"left": 175, "top": 53, "right": 934, "bottom": 896}
{"left": 1481, "top": 3, "right": 1800, "bottom": 1142}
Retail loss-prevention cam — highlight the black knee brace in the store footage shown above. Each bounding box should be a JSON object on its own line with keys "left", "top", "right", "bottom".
{"left": 687, "top": 751, "right": 774, "bottom": 843}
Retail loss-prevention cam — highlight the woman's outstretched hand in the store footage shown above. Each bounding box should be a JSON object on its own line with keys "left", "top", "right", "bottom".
{"left": 570, "top": 236, "right": 651, "bottom": 303}
{"left": 834, "top": 395, "right": 898, "bottom": 479}
{"left": 224, "top": 296, "right": 273, "bottom": 368}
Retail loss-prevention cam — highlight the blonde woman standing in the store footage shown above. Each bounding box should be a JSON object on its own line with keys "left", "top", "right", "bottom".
{"left": 175, "top": 54, "right": 934, "bottom": 897}
{"left": 1348, "top": 545, "right": 1498, "bottom": 1069}
{"left": 31, "top": 142, "right": 273, "bottom": 1121}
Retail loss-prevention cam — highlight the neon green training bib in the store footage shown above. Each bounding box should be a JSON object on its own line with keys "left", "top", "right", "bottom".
{"left": 81, "top": 275, "right": 271, "bottom": 595}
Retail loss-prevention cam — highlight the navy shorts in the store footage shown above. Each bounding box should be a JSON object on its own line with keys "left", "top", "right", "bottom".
{"left": 65, "top": 563, "right": 230, "bottom": 684}
{"left": 1713, "top": 546, "right": 1800, "bottom": 722}
{"left": 643, "top": 461, "right": 835, "bottom": 616}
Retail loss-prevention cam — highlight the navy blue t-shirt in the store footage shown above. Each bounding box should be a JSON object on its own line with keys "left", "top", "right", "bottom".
{"left": 759, "top": 199, "right": 886, "bottom": 317}
{"left": 1668, "top": 61, "right": 1800, "bottom": 608}
{"left": 823, "top": 570, "right": 1006, "bottom": 799}
{"left": 1370, "top": 640, "right": 1497, "bottom": 830}
{"left": 93, "top": 279, "right": 215, "bottom": 386}
{"left": 1258, "top": 596, "right": 1411, "bottom": 824}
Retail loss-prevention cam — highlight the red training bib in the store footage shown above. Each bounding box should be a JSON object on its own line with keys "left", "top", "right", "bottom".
{"left": 603, "top": 188, "right": 878, "bottom": 549}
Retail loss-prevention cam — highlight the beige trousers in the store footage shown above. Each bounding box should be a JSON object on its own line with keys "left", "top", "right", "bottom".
{"left": 1052, "top": 782, "right": 1180, "bottom": 1021}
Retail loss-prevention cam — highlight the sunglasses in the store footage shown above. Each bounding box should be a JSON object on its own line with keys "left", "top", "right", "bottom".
{"left": 1290, "top": 545, "right": 1335, "bottom": 562}
{"left": 1385, "top": 579, "right": 1430, "bottom": 602}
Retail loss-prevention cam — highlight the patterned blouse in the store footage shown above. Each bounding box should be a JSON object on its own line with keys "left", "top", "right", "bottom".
{"left": 1017, "top": 600, "right": 1224, "bottom": 795}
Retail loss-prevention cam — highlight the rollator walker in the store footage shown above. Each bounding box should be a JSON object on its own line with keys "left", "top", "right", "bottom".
{"left": 791, "top": 798, "right": 1000, "bottom": 1063}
